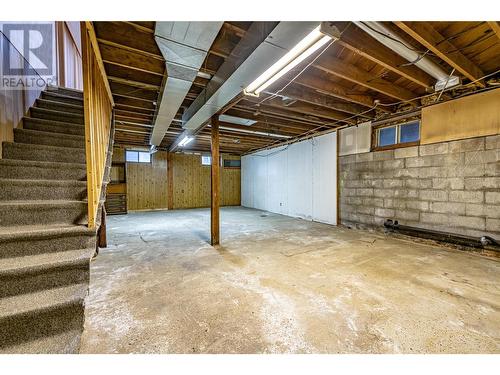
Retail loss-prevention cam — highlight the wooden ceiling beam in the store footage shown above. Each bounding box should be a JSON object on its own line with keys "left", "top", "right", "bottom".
{"left": 222, "top": 22, "right": 246, "bottom": 38}
{"left": 394, "top": 21, "right": 485, "bottom": 86}
{"left": 94, "top": 22, "right": 161, "bottom": 56}
{"left": 114, "top": 95, "right": 156, "bottom": 110}
{"left": 234, "top": 103, "right": 328, "bottom": 127}
{"left": 337, "top": 25, "right": 434, "bottom": 88}
{"left": 313, "top": 51, "right": 417, "bottom": 101}
{"left": 108, "top": 75, "right": 160, "bottom": 91}
{"left": 103, "top": 59, "right": 164, "bottom": 77}
{"left": 122, "top": 21, "right": 155, "bottom": 34}
{"left": 245, "top": 95, "right": 357, "bottom": 124}
{"left": 114, "top": 103, "right": 155, "bottom": 113}
{"left": 226, "top": 108, "right": 320, "bottom": 132}
{"left": 487, "top": 21, "right": 500, "bottom": 40}
{"left": 215, "top": 122, "right": 299, "bottom": 137}
{"left": 269, "top": 84, "right": 372, "bottom": 118}
{"left": 96, "top": 38, "right": 164, "bottom": 61}
{"left": 293, "top": 73, "right": 376, "bottom": 108}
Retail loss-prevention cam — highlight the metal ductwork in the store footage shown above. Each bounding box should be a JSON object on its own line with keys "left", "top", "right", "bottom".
{"left": 150, "top": 22, "right": 223, "bottom": 146}
{"left": 354, "top": 21, "right": 460, "bottom": 92}
{"left": 171, "top": 22, "right": 323, "bottom": 150}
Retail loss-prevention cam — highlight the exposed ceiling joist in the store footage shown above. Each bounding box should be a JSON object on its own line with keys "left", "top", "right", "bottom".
{"left": 108, "top": 75, "right": 160, "bottom": 91}
{"left": 293, "top": 73, "right": 377, "bottom": 108}
{"left": 313, "top": 51, "right": 418, "bottom": 101}
{"left": 337, "top": 25, "right": 434, "bottom": 88}
{"left": 271, "top": 84, "right": 371, "bottom": 117}
{"left": 394, "top": 21, "right": 485, "bottom": 87}
{"left": 488, "top": 21, "right": 500, "bottom": 40}
{"left": 96, "top": 38, "right": 164, "bottom": 60}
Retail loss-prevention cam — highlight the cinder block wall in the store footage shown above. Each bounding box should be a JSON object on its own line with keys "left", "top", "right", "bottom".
{"left": 339, "top": 135, "right": 500, "bottom": 240}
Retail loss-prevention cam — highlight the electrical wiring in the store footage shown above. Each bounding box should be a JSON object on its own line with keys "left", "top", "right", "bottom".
{"left": 358, "top": 21, "right": 494, "bottom": 58}
{"left": 376, "top": 67, "right": 500, "bottom": 108}
{"left": 248, "top": 67, "right": 500, "bottom": 155}
{"left": 358, "top": 22, "right": 435, "bottom": 56}
{"left": 436, "top": 68, "right": 456, "bottom": 102}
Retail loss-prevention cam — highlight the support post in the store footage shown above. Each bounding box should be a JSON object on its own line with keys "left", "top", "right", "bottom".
{"left": 210, "top": 115, "right": 220, "bottom": 246}
{"left": 167, "top": 152, "right": 174, "bottom": 210}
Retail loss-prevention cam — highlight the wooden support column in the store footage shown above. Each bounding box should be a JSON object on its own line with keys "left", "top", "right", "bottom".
{"left": 210, "top": 115, "right": 220, "bottom": 246}
{"left": 167, "top": 152, "right": 174, "bottom": 210}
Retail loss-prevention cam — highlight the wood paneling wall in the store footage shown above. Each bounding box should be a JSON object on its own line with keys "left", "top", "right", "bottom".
{"left": 56, "top": 22, "right": 83, "bottom": 90}
{"left": 127, "top": 151, "right": 168, "bottom": 210}
{"left": 0, "top": 27, "right": 45, "bottom": 158}
{"left": 112, "top": 148, "right": 240, "bottom": 211}
{"left": 172, "top": 153, "right": 241, "bottom": 209}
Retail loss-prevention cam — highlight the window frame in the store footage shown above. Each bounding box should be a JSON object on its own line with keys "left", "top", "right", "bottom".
{"left": 201, "top": 155, "right": 212, "bottom": 166}
{"left": 223, "top": 159, "right": 241, "bottom": 169}
{"left": 125, "top": 150, "right": 152, "bottom": 164}
{"left": 372, "top": 120, "right": 421, "bottom": 151}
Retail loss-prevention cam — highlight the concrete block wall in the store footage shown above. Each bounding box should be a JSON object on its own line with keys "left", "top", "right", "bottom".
{"left": 339, "top": 134, "right": 500, "bottom": 240}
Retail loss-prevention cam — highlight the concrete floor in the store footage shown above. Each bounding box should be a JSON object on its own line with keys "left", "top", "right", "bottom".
{"left": 80, "top": 207, "right": 500, "bottom": 354}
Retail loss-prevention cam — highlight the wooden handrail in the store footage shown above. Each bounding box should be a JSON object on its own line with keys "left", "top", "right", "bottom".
{"left": 81, "top": 21, "right": 114, "bottom": 229}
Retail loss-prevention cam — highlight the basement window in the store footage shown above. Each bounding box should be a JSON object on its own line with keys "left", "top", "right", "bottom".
{"left": 223, "top": 159, "right": 241, "bottom": 169}
{"left": 375, "top": 120, "right": 420, "bottom": 149}
{"left": 126, "top": 150, "right": 151, "bottom": 163}
{"left": 201, "top": 155, "right": 211, "bottom": 166}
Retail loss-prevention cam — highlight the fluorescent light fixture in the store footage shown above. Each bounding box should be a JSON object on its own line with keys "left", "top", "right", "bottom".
{"left": 219, "top": 114, "right": 257, "bottom": 126}
{"left": 244, "top": 25, "right": 332, "bottom": 97}
{"left": 178, "top": 136, "right": 193, "bottom": 147}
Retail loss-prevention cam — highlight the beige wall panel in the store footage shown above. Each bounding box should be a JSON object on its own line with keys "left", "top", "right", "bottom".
{"left": 421, "top": 88, "right": 500, "bottom": 145}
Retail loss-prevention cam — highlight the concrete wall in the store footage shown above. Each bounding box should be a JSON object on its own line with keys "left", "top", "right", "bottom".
{"left": 339, "top": 135, "right": 500, "bottom": 239}
{"left": 242, "top": 131, "right": 337, "bottom": 225}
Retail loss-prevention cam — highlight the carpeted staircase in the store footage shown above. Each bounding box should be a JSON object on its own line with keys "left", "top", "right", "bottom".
{"left": 0, "top": 86, "right": 104, "bottom": 353}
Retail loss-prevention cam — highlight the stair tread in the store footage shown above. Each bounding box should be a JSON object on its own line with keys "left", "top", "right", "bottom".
{"left": 2, "top": 141, "right": 86, "bottom": 152}
{"left": 46, "top": 86, "right": 83, "bottom": 94}
{"left": 0, "top": 283, "right": 87, "bottom": 319}
{"left": 0, "top": 178, "right": 87, "bottom": 186}
{"left": 1, "top": 329, "right": 82, "bottom": 354}
{"left": 36, "top": 98, "right": 83, "bottom": 109}
{"left": 31, "top": 107, "right": 84, "bottom": 117}
{"left": 23, "top": 116, "right": 85, "bottom": 129}
{"left": 14, "top": 128, "right": 85, "bottom": 141}
{"left": 0, "top": 248, "right": 94, "bottom": 274}
{"left": 0, "top": 158, "right": 86, "bottom": 168}
{"left": 43, "top": 91, "right": 83, "bottom": 102}
{"left": 0, "top": 223, "right": 93, "bottom": 238}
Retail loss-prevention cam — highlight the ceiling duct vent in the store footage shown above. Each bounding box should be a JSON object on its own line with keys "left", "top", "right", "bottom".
{"left": 151, "top": 22, "right": 223, "bottom": 146}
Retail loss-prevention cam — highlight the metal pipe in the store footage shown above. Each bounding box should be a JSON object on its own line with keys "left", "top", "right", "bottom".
{"left": 383, "top": 219, "right": 500, "bottom": 250}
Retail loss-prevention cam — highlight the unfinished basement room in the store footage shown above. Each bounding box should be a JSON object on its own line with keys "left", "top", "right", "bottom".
{"left": 1, "top": 12, "right": 500, "bottom": 361}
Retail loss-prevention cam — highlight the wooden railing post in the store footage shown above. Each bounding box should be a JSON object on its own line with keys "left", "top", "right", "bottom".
{"left": 80, "top": 21, "right": 114, "bottom": 229}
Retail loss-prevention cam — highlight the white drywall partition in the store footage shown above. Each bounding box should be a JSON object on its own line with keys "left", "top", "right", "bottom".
{"left": 312, "top": 133, "right": 338, "bottom": 224}
{"left": 241, "top": 132, "right": 337, "bottom": 225}
{"left": 287, "top": 140, "right": 313, "bottom": 220}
